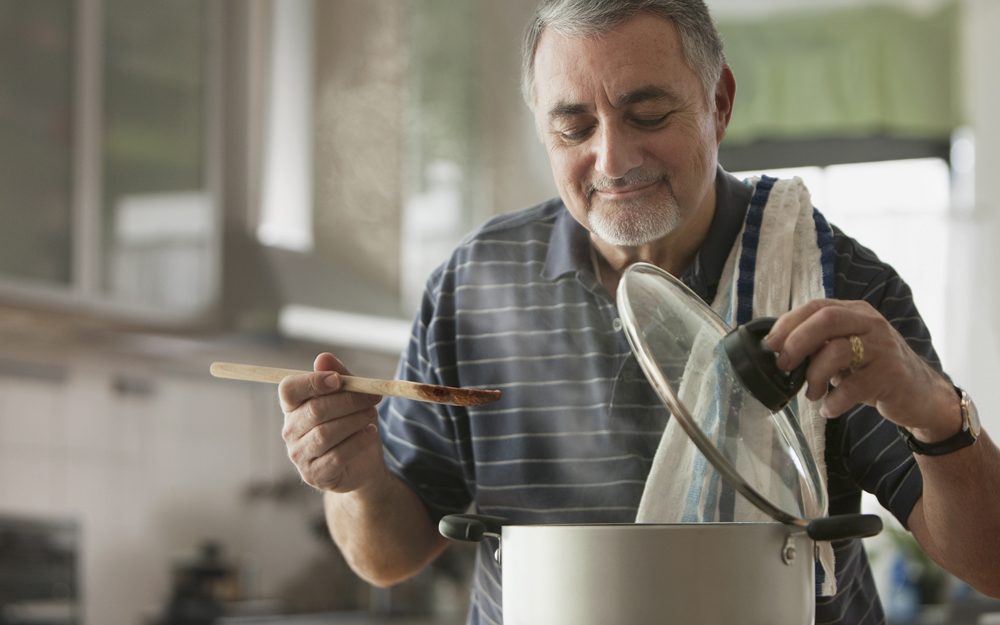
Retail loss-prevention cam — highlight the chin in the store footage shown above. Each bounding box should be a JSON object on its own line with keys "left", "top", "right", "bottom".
{"left": 588, "top": 204, "right": 682, "bottom": 248}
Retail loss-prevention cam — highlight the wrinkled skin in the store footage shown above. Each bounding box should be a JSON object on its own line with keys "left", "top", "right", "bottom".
{"left": 279, "top": 353, "right": 383, "bottom": 493}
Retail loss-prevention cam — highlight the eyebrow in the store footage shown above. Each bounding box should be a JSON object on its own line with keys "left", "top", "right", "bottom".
{"left": 547, "top": 102, "right": 590, "bottom": 122}
{"left": 615, "top": 85, "right": 681, "bottom": 108}
{"left": 546, "top": 85, "right": 682, "bottom": 122}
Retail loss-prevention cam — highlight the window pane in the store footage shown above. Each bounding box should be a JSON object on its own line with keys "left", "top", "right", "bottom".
{"left": 822, "top": 158, "right": 951, "bottom": 359}
{"left": 401, "top": 0, "right": 480, "bottom": 312}
{"left": 102, "top": 0, "right": 211, "bottom": 312}
{"left": 0, "top": 0, "right": 74, "bottom": 285}
{"left": 731, "top": 159, "right": 952, "bottom": 367}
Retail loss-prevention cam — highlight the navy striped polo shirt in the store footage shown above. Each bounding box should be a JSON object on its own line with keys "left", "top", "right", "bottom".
{"left": 379, "top": 168, "right": 934, "bottom": 625}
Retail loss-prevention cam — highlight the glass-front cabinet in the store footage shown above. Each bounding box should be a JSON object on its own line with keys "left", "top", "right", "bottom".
{"left": 0, "top": 0, "right": 75, "bottom": 288}
{"left": 0, "top": 0, "right": 219, "bottom": 322}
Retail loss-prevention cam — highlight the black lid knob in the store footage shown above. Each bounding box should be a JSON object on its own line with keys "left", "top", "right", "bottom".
{"left": 721, "top": 317, "right": 809, "bottom": 411}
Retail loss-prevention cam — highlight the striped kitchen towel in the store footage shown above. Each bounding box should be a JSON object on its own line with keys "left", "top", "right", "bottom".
{"left": 635, "top": 175, "right": 839, "bottom": 596}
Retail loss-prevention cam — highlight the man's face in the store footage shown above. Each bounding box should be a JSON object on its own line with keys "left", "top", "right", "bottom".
{"left": 532, "top": 13, "right": 731, "bottom": 249}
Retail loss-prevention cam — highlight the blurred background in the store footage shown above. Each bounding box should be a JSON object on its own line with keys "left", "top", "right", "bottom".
{"left": 1, "top": 0, "right": 999, "bottom": 624}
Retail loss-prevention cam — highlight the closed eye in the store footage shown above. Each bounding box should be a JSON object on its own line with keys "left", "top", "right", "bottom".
{"left": 631, "top": 114, "right": 669, "bottom": 128}
{"left": 554, "top": 125, "right": 595, "bottom": 143}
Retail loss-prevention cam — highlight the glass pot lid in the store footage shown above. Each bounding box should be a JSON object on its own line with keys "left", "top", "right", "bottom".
{"left": 617, "top": 262, "right": 827, "bottom": 526}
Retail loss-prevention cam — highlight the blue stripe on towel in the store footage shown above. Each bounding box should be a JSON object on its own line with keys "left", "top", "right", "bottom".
{"left": 812, "top": 208, "right": 836, "bottom": 298}
{"left": 735, "top": 176, "right": 776, "bottom": 326}
{"left": 682, "top": 453, "right": 710, "bottom": 522}
{"left": 682, "top": 397, "right": 720, "bottom": 522}
{"left": 702, "top": 365, "right": 727, "bottom": 521}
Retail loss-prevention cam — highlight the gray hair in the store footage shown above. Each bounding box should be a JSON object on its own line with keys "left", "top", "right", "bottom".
{"left": 521, "top": 0, "right": 726, "bottom": 112}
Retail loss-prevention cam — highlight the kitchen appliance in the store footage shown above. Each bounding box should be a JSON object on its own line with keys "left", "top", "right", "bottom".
{"left": 0, "top": 513, "right": 79, "bottom": 625}
{"left": 439, "top": 263, "right": 882, "bottom": 625}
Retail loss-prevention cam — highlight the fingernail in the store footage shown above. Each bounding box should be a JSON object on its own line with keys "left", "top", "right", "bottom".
{"left": 820, "top": 404, "right": 831, "bottom": 419}
{"left": 324, "top": 373, "right": 341, "bottom": 390}
{"left": 765, "top": 333, "right": 782, "bottom": 352}
{"left": 368, "top": 393, "right": 383, "bottom": 403}
{"left": 365, "top": 423, "right": 378, "bottom": 436}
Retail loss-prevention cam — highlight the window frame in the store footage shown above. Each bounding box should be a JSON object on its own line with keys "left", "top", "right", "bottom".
{"left": 0, "top": 0, "right": 224, "bottom": 326}
{"left": 719, "top": 136, "right": 952, "bottom": 173}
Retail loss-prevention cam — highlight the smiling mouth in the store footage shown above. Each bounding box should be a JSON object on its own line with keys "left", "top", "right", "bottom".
{"left": 593, "top": 180, "right": 659, "bottom": 199}
{"left": 588, "top": 170, "right": 668, "bottom": 202}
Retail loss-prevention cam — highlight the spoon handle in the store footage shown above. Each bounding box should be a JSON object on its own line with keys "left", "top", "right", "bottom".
{"left": 209, "top": 362, "right": 501, "bottom": 407}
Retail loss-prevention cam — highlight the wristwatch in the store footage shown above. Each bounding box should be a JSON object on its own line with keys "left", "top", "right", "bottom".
{"left": 898, "top": 386, "right": 981, "bottom": 456}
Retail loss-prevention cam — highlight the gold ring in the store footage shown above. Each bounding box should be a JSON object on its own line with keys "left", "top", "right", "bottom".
{"left": 848, "top": 335, "right": 864, "bottom": 370}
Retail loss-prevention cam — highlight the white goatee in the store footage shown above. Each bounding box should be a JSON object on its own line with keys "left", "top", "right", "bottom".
{"left": 586, "top": 170, "right": 682, "bottom": 247}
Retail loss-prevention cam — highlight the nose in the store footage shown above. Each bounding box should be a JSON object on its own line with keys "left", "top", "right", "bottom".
{"left": 594, "top": 122, "right": 643, "bottom": 179}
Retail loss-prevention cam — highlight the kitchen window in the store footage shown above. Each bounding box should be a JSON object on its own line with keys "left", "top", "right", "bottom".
{"left": 732, "top": 148, "right": 969, "bottom": 378}
{"left": 0, "top": 0, "right": 221, "bottom": 322}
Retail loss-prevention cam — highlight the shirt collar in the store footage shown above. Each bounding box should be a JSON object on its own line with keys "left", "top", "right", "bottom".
{"left": 681, "top": 167, "right": 753, "bottom": 303}
{"left": 540, "top": 167, "right": 753, "bottom": 303}
{"left": 541, "top": 204, "right": 593, "bottom": 282}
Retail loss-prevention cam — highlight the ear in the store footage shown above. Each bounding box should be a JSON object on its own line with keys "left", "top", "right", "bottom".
{"left": 713, "top": 64, "right": 736, "bottom": 143}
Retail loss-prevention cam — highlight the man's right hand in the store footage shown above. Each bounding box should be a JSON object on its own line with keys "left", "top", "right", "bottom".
{"left": 279, "top": 352, "right": 385, "bottom": 493}
{"left": 279, "top": 352, "right": 449, "bottom": 586}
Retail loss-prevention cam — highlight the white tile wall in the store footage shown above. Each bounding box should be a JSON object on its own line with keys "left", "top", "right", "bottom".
{"left": 0, "top": 360, "right": 323, "bottom": 625}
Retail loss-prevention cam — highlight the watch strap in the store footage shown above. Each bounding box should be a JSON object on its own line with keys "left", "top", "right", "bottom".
{"left": 897, "top": 386, "right": 978, "bottom": 456}
{"left": 897, "top": 424, "right": 977, "bottom": 456}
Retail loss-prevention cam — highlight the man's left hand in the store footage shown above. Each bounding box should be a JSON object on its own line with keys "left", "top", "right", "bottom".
{"left": 765, "top": 299, "right": 961, "bottom": 441}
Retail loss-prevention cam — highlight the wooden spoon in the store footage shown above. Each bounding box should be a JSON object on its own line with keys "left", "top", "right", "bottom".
{"left": 210, "top": 362, "right": 501, "bottom": 407}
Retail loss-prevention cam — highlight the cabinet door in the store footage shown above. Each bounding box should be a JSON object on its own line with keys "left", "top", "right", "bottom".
{"left": 0, "top": 0, "right": 218, "bottom": 320}
{"left": 100, "top": 0, "right": 216, "bottom": 314}
{"left": 0, "top": 0, "right": 74, "bottom": 287}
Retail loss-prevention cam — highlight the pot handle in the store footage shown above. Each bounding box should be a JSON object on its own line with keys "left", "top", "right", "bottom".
{"left": 806, "top": 513, "right": 883, "bottom": 541}
{"left": 438, "top": 514, "right": 510, "bottom": 542}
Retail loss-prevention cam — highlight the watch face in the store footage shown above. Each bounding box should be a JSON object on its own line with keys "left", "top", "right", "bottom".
{"left": 966, "top": 395, "right": 982, "bottom": 438}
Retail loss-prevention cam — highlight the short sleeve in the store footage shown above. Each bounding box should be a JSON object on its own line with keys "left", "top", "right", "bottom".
{"left": 826, "top": 232, "right": 943, "bottom": 529}
{"left": 379, "top": 266, "right": 474, "bottom": 522}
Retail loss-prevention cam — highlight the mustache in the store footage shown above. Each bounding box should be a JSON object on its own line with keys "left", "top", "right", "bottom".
{"left": 587, "top": 169, "right": 669, "bottom": 196}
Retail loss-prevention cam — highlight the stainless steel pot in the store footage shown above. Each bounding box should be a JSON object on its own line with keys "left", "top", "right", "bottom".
{"left": 440, "top": 513, "right": 880, "bottom": 625}
{"left": 439, "top": 264, "right": 884, "bottom": 624}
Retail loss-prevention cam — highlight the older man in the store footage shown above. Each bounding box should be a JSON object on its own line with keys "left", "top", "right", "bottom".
{"left": 278, "top": 1, "right": 1000, "bottom": 623}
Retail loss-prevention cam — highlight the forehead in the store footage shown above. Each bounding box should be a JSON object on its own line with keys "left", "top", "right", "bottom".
{"left": 532, "top": 13, "right": 702, "bottom": 116}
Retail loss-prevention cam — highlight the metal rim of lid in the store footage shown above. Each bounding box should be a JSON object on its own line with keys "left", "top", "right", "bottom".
{"left": 615, "top": 262, "right": 824, "bottom": 528}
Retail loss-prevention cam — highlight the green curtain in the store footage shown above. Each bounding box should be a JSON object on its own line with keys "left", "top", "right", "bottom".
{"left": 716, "top": 2, "right": 962, "bottom": 146}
